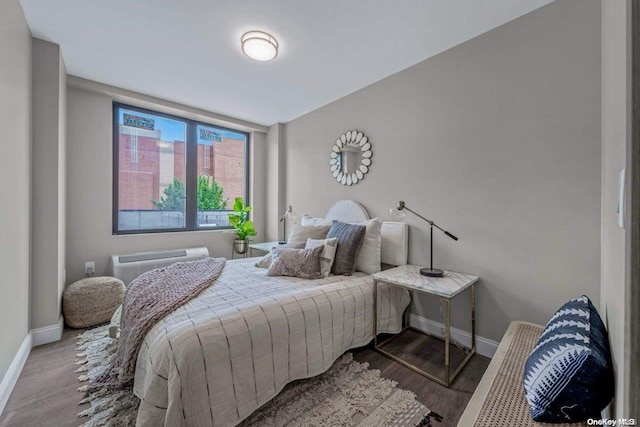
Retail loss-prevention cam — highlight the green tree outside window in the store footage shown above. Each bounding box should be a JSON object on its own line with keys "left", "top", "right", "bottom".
{"left": 197, "top": 176, "right": 228, "bottom": 210}
{"left": 153, "top": 176, "right": 228, "bottom": 211}
{"left": 152, "top": 177, "right": 186, "bottom": 211}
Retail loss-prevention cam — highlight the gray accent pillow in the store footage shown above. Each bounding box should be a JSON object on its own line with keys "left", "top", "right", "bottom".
{"left": 254, "top": 242, "right": 304, "bottom": 268}
{"left": 287, "top": 224, "right": 331, "bottom": 245}
{"left": 327, "top": 220, "right": 366, "bottom": 275}
{"left": 266, "top": 246, "right": 324, "bottom": 279}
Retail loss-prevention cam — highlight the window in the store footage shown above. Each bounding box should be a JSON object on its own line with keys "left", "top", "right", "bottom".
{"left": 113, "top": 103, "right": 249, "bottom": 234}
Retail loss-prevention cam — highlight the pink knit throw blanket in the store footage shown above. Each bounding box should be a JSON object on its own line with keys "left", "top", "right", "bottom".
{"left": 93, "top": 257, "right": 226, "bottom": 389}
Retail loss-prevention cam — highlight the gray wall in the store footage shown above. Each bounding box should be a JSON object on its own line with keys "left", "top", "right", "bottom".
{"left": 58, "top": 46, "right": 67, "bottom": 325}
{"left": 0, "top": 0, "right": 31, "bottom": 382}
{"left": 250, "top": 130, "right": 267, "bottom": 243}
{"left": 283, "top": 0, "right": 602, "bottom": 342}
{"left": 265, "top": 123, "right": 286, "bottom": 241}
{"left": 66, "top": 86, "right": 268, "bottom": 283}
{"left": 601, "top": 0, "right": 630, "bottom": 418}
{"left": 31, "top": 38, "right": 67, "bottom": 330}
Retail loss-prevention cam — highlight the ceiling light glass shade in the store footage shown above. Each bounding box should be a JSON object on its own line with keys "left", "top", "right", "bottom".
{"left": 241, "top": 31, "right": 278, "bottom": 61}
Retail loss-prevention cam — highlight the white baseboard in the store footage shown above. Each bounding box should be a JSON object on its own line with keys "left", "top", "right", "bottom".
{"left": 0, "top": 332, "right": 32, "bottom": 416}
{"left": 0, "top": 316, "right": 65, "bottom": 416}
{"left": 32, "top": 315, "right": 64, "bottom": 347}
{"left": 409, "top": 313, "right": 499, "bottom": 359}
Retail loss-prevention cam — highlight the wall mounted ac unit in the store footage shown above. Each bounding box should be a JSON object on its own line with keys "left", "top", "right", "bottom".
{"left": 109, "top": 247, "right": 209, "bottom": 285}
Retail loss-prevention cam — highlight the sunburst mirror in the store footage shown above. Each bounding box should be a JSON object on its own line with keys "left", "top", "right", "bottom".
{"left": 329, "top": 130, "right": 372, "bottom": 186}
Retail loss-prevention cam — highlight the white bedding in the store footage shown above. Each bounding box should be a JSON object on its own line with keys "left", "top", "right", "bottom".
{"left": 133, "top": 258, "right": 410, "bottom": 427}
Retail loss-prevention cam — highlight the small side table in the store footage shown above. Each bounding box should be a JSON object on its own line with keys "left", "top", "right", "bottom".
{"left": 248, "top": 241, "right": 282, "bottom": 257}
{"left": 372, "top": 264, "right": 478, "bottom": 387}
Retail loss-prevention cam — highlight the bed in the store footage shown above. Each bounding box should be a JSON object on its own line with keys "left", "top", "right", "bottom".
{"left": 133, "top": 200, "right": 411, "bottom": 426}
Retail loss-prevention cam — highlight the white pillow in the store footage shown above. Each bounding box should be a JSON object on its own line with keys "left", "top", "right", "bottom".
{"left": 353, "top": 218, "right": 382, "bottom": 274}
{"left": 305, "top": 237, "right": 338, "bottom": 277}
{"left": 300, "top": 214, "right": 332, "bottom": 227}
{"left": 302, "top": 214, "right": 382, "bottom": 274}
{"left": 287, "top": 223, "right": 331, "bottom": 245}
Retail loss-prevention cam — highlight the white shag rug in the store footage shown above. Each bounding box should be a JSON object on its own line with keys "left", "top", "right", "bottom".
{"left": 75, "top": 326, "right": 439, "bottom": 427}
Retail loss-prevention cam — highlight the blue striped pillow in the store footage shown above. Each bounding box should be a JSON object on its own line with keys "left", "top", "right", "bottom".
{"left": 523, "top": 295, "right": 614, "bottom": 423}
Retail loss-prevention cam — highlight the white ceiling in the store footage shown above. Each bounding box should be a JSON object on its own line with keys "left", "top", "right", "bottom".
{"left": 20, "top": 0, "right": 554, "bottom": 126}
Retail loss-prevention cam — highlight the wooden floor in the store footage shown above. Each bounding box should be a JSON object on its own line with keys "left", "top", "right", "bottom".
{"left": 353, "top": 329, "right": 490, "bottom": 426}
{"left": 0, "top": 328, "right": 489, "bottom": 427}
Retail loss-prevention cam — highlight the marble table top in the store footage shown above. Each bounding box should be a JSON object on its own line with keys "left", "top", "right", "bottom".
{"left": 372, "top": 264, "right": 479, "bottom": 298}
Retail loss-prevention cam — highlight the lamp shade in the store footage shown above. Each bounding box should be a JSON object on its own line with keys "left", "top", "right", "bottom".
{"left": 389, "top": 201, "right": 406, "bottom": 221}
{"left": 284, "top": 205, "right": 297, "bottom": 221}
{"left": 279, "top": 205, "right": 296, "bottom": 244}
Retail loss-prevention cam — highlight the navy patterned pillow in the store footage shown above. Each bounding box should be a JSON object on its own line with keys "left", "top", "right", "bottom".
{"left": 523, "top": 295, "right": 614, "bottom": 423}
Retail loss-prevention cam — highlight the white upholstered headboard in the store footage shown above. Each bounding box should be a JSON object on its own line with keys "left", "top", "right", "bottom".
{"left": 379, "top": 222, "right": 409, "bottom": 266}
{"left": 325, "top": 200, "right": 370, "bottom": 222}
{"left": 324, "top": 200, "right": 408, "bottom": 266}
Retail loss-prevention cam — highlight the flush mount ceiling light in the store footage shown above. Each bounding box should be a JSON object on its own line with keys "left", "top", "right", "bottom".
{"left": 241, "top": 30, "right": 278, "bottom": 61}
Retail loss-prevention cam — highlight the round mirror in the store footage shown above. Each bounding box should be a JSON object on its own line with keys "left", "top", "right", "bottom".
{"left": 330, "top": 130, "right": 372, "bottom": 185}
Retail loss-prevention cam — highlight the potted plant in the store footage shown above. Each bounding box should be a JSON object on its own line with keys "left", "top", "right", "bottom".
{"left": 228, "top": 197, "right": 257, "bottom": 255}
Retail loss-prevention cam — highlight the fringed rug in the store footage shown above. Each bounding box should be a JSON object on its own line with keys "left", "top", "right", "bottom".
{"left": 75, "top": 326, "right": 439, "bottom": 427}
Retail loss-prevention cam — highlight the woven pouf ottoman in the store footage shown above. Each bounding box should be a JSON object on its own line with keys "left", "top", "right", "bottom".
{"left": 63, "top": 277, "right": 126, "bottom": 328}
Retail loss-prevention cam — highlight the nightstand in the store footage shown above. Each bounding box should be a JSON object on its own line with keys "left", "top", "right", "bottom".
{"left": 372, "top": 264, "right": 478, "bottom": 387}
{"left": 248, "top": 241, "right": 282, "bottom": 257}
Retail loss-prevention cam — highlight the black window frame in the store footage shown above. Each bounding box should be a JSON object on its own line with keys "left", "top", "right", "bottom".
{"left": 112, "top": 102, "right": 250, "bottom": 235}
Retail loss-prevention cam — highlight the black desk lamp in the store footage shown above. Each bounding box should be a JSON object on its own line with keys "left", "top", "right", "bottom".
{"left": 279, "top": 205, "right": 297, "bottom": 244}
{"left": 390, "top": 201, "right": 458, "bottom": 277}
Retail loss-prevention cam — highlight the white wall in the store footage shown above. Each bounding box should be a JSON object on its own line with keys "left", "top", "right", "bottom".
{"left": 0, "top": 0, "right": 32, "bottom": 382}
{"left": 31, "top": 38, "right": 67, "bottom": 330}
{"left": 282, "top": 0, "right": 602, "bottom": 342}
{"left": 66, "top": 86, "right": 268, "bottom": 283}
{"left": 601, "top": 0, "right": 630, "bottom": 418}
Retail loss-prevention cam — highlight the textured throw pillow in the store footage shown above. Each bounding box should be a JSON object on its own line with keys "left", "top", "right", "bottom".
{"left": 523, "top": 295, "right": 614, "bottom": 423}
{"left": 353, "top": 218, "right": 382, "bottom": 274}
{"left": 266, "top": 246, "right": 324, "bottom": 279}
{"left": 287, "top": 224, "right": 331, "bottom": 245}
{"left": 305, "top": 237, "right": 338, "bottom": 277}
{"left": 255, "top": 254, "right": 272, "bottom": 269}
{"left": 254, "top": 242, "right": 304, "bottom": 268}
{"left": 326, "top": 221, "right": 366, "bottom": 275}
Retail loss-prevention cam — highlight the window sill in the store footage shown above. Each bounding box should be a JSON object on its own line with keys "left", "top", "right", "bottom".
{"left": 112, "top": 227, "right": 237, "bottom": 237}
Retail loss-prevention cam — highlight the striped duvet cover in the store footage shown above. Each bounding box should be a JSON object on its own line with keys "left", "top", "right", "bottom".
{"left": 134, "top": 258, "right": 410, "bottom": 427}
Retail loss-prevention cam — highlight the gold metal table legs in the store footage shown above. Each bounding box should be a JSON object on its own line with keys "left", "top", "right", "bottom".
{"left": 373, "top": 280, "right": 476, "bottom": 388}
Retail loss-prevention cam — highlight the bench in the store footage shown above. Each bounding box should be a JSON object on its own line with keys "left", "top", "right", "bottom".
{"left": 458, "top": 321, "right": 587, "bottom": 426}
